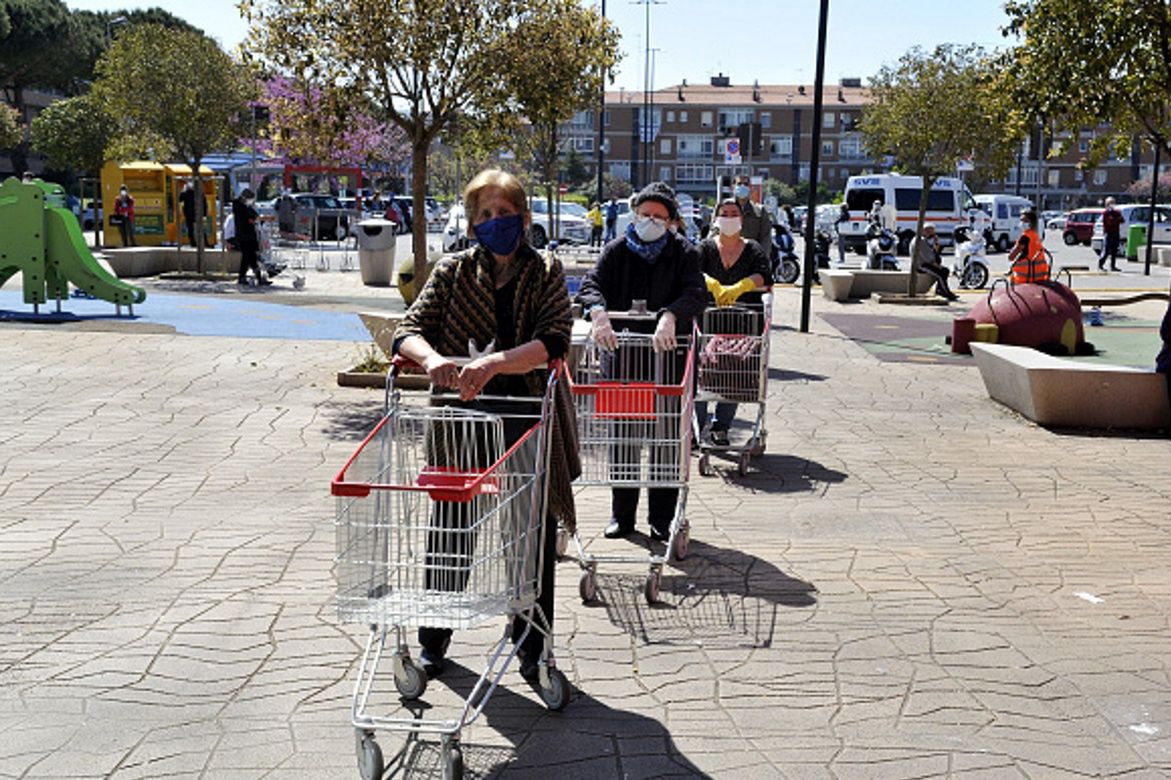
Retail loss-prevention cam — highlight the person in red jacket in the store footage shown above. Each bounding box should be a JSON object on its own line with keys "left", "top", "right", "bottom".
{"left": 1099, "top": 196, "right": 1123, "bottom": 271}
{"left": 113, "top": 186, "right": 136, "bottom": 247}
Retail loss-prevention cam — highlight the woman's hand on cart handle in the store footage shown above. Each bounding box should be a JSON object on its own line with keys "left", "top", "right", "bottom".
{"left": 653, "top": 311, "right": 678, "bottom": 352}
{"left": 590, "top": 308, "right": 618, "bottom": 350}
{"left": 457, "top": 353, "right": 502, "bottom": 401}
{"left": 422, "top": 353, "right": 461, "bottom": 391}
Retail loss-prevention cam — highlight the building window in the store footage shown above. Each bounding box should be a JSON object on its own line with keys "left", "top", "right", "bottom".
{"left": 660, "top": 138, "right": 672, "bottom": 155}
{"left": 822, "top": 141, "right": 834, "bottom": 156}
{"left": 1093, "top": 169, "right": 1107, "bottom": 185}
{"left": 700, "top": 111, "right": 713, "bottom": 128}
{"left": 839, "top": 136, "right": 864, "bottom": 160}
{"left": 603, "top": 110, "right": 611, "bottom": 127}
{"left": 1048, "top": 169, "right": 1060, "bottom": 187}
{"left": 823, "top": 112, "right": 835, "bottom": 128}
{"left": 1075, "top": 168, "right": 1084, "bottom": 182}
{"left": 770, "top": 137, "right": 793, "bottom": 159}
{"left": 666, "top": 110, "right": 675, "bottom": 123}
{"left": 572, "top": 137, "right": 594, "bottom": 153}
{"left": 680, "top": 110, "right": 688, "bottom": 123}
{"left": 718, "top": 109, "right": 755, "bottom": 134}
{"left": 600, "top": 139, "right": 611, "bottom": 154}
{"left": 675, "top": 163, "right": 714, "bottom": 183}
{"left": 661, "top": 166, "right": 672, "bottom": 181}
{"left": 798, "top": 163, "right": 810, "bottom": 182}
{"left": 760, "top": 112, "right": 771, "bottom": 129}
{"left": 610, "top": 161, "right": 631, "bottom": 181}
{"left": 677, "top": 135, "right": 713, "bottom": 158}
{"left": 1078, "top": 139, "right": 1088, "bottom": 153}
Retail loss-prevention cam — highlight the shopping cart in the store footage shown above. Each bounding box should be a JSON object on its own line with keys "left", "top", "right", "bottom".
{"left": 693, "top": 293, "right": 772, "bottom": 477}
{"left": 332, "top": 361, "right": 569, "bottom": 780}
{"left": 565, "top": 331, "right": 694, "bottom": 604}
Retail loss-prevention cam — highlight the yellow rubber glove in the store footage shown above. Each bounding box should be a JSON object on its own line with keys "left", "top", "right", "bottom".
{"left": 716, "top": 277, "right": 756, "bottom": 306}
{"left": 704, "top": 274, "right": 722, "bottom": 298}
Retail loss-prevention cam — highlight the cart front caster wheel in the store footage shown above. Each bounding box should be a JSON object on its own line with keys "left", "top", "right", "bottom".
{"left": 444, "top": 745, "right": 463, "bottom": 780}
{"left": 698, "top": 453, "right": 713, "bottom": 477}
{"left": 672, "top": 526, "right": 690, "bottom": 561}
{"left": 357, "top": 733, "right": 383, "bottom": 780}
{"left": 750, "top": 431, "right": 767, "bottom": 458}
{"left": 644, "top": 569, "right": 661, "bottom": 604}
{"left": 738, "top": 452, "right": 751, "bottom": 476}
{"left": 539, "top": 666, "right": 571, "bottom": 711}
{"left": 579, "top": 570, "right": 597, "bottom": 603}
{"left": 393, "top": 655, "right": 427, "bottom": 700}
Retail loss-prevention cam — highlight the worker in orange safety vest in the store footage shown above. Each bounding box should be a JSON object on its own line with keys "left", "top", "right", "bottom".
{"left": 1008, "top": 209, "right": 1049, "bottom": 284}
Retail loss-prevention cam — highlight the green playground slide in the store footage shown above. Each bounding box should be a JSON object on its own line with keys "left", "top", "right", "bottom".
{"left": 45, "top": 207, "right": 146, "bottom": 306}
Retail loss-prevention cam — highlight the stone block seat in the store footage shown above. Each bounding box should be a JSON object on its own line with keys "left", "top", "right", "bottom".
{"left": 821, "top": 268, "right": 935, "bottom": 302}
{"left": 970, "top": 342, "right": 1170, "bottom": 430}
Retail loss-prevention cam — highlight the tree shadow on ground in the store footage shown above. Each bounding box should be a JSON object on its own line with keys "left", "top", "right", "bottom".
{"left": 319, "top": 396, "right": 386, "bottom": 442}
{"left": 382, "top": 659, "right": 711, "bottom": 778}
{"left": 584, "top": 535, "right": 817, "bottom": 649}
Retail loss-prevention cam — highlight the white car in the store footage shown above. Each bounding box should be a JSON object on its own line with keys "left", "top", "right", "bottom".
{"left": 441, "top": 203, "right": 471, "bottom": 252}
{"left": 527, "top": 198, "right": 590, "bottom": 247}
{"left": 1090, "top": 204, "right": 1171, "bottom": 254}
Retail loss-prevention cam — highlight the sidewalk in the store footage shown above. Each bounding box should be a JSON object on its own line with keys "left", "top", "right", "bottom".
{"left": 0, "top": 273, "right": 1169, "bottom": 778}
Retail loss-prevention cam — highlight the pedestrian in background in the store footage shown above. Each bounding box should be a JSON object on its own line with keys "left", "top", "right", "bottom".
{"left": 179, "top": 180, "right": 207, "bottom": 248}
{"left": 1100, "top": 196, "right": 1123, "bottom": 271}
{"left": 233, "top": 188, "right": 268, "bottom": 286}
{"left": 604, "top": 196, "right": 619, "bottom": 242}
{"left": 732, "top": 176, "right": 773, "bottom": 255}
{"left": 113, "top": 186, "right": 136, "bottom": 247}
{"left": 834, "top": 202, "right": 850, "bottom": 265}
{"left": 587, "top": 201, "right": 604, "bottom": 247}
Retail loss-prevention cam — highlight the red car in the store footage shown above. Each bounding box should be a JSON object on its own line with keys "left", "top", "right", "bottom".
{"left": 1062, "top": 207, "right": 1103, "bottom": 246}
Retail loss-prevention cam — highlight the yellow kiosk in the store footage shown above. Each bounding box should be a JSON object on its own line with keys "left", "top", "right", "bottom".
{"left": 101, "top": 161, "right": 218, "bottom": 248}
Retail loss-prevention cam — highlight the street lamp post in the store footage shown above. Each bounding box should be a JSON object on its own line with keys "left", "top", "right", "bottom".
{"left": 799, "top": 0, "right": 830, "bottom": 334}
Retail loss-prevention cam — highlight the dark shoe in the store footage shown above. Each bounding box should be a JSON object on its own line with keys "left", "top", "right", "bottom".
{"left": 945, "top": 292, "right": 960, "bottom": 302}
{"left": 260, "top": 278, "right": 273, "bottom": 286}
{"left": 1110, "top": 265, "right": 1120, "bottom": 272}
{"left": 648, "top": 523, "right": 670, "bottom": 542}
{"left": 1098, "top": 263, "right": 1106, "bottom": 271}
{"left": 709, "top": 428, "right": 730, "bottom": 447}
{"left": 604, "top": 518, "right": 634, "bottom": 539}
{"left": 419, "top": 636, "right": 451, "bottom": 679}
{"left": 517, "top": 649, "right": 541, "bottom": 682}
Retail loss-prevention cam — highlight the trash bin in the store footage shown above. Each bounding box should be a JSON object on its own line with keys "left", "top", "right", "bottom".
{"left": 355, "top": 218, "right": 396, "bottom": 286}
{"left": 1127, "top": 223, "right": 1146, "bottom": 260}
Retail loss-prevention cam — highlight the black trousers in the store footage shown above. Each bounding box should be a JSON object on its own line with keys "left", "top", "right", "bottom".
{"left": 185, "top": 219, "right": 197, "bottom": 247}
{"left": 418, "top": 401, "right": 555, "bottom": 660}
{"left": 238, "top": 245, "right": 262, "bottom": 282}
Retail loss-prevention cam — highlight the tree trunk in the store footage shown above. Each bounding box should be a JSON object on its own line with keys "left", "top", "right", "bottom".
{"left": 411, "top": 135, "right": 430, "bottom": 297}
{"left": 544, "top": 126, "right": 557, "bottom": 243}
{"left": 192, "top": 158, "right": 207, "bottom": 276}
{"left": 907, "top": 176, "right": 935, "bottom": 297}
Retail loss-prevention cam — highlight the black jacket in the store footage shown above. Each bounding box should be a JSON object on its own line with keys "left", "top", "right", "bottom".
{"left": 232, "top": 198, "right": 259, "bottom": 251}
{"left": 577, "top": 232, "right": 705, "bottom": 334}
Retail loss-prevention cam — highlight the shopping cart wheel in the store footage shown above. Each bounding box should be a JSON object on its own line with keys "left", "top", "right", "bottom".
{"left": 556, "top": 526, "right": 569, "bottom": 559}
{"left": 672, "top": 526, "right": 690, "bottom": 561}
{"left": 444, "top": 745, "right": 463, "bottom": 780}
{"left": 538, "top": 666, "right": 571, "bottom": 712}
{"left": 738, "top": 452, "right": 751, "bottom": 476}
{"left": 644, "top": 569, "right": 661, "bottom": 604}
{"left": 579, "top": 570, "right": 597, "bottom": 603}
{"left": 698, "top": 453, "right": 713, "bottom": 477}
{"left": 356, "top": 732, "right": 383, "bottom": 780}
{"left": 393, "top": 654, "right": 427, "bottom": 700}
{"left": 749, "top": 432, "right": 767, "bottom": 458}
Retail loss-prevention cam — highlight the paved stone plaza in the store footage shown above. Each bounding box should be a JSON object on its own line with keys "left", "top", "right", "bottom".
{"left": 2, "top": 243, "right": 1170, "bottom": 778}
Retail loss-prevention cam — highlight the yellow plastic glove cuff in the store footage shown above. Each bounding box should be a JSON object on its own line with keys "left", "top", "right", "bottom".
{"left": 704, "top": 274, "right": 722, "bottom": 296}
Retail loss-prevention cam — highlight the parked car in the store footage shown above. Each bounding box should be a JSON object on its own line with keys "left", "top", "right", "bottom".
{"left": 284, "top": 193, "right": 352, "bottom": 240}
{"left": 1090, "top": 204, "right": 1171, "bottom": 253}
{"left": 441, "top": 203, "right": 471, "bottom": 252}
{"left": 1061, "top": 208, "right": 1102, "bottom": 246}
{"left": 527, "top": 197, "right": 590, "bottom": 247}
{"left": 1041, "top": 210, "right": 1065, "bottom": 230}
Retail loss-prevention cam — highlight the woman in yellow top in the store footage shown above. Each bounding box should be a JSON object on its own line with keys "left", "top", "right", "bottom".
{"left": 586, "top": 202, "right": 604, "bottom": 247}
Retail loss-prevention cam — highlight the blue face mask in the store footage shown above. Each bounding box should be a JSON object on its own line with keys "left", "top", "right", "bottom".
{"left": 473, "top": 213, "right": 524, "bottom": 256}
{"left": 734, "top": 185, "right": 750, "bottom": 199}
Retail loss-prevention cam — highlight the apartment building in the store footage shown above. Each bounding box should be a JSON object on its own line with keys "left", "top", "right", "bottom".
{"left": 563, "top": 73, "right": 1161, "bottom": 208}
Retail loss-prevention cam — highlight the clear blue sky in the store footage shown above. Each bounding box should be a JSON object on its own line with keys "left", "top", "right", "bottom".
{"left": 65, "top": 0, "right": 1017, "bottom": 89}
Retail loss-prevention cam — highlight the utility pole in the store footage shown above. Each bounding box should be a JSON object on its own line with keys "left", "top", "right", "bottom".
{"left": 799, "top": 0, "right": 830, "bottom": 334}
{"left": 633, "top": 0, "right": 664, "bottom": 189}
{"left": 596, "top": 0, "right": 607, "bottom": 205}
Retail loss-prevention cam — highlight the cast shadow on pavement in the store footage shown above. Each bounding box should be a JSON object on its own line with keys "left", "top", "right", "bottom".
{"left": 383, "top": 660, "right": 711, "bottom": 778}
{"left": 705, "top": 452, "right": 847, "bottom": 495}
{"left": 590, "top": 537, "right": 817, "bottom": 649}
{"left": 766, "top": 366, "right": 827, "bottom": 382}
{"left": 320, "top": 396, "right": 386, "bottom": 441}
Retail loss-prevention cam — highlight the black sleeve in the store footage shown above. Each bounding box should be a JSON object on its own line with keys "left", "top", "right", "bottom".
{"left": 577, "top": 242, "right": 617, "bottom": 315}
{"left": 746, "top": 240, "right": 773, "bottom": 285}
{"left": 665, "top": 243, "right": 707, "bottom": 325}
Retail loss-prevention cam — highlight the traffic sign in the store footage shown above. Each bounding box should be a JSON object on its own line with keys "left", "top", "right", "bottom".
{"left": 725, "top": 138, "right": 741, "bottom": 164}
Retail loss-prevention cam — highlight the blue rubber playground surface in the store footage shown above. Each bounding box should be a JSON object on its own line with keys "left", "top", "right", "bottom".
{"left": 0, "top": 289, "right": 369, "bottom": 342}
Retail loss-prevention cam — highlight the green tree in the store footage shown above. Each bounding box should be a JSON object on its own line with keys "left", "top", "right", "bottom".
{"left": 862, "top": 44, "right": 1023, "bottom": 295}
{"left": 244, "top": 0, "right": 529, "bottom": 292}
{"left": 0, "top": 102, "right": 21, "bottom": 150}
{"left": 495, "top": 0, "right": 619, "bottom": 244}
{"left": 29, "top": 93, "right": 116, "bottom": 174}
{"left": 94, "top": 24, "right": 254, "bottom": 273}
{"left": 763, "top": 179, "right": 797, "bottom": 205}
{"left": 560, "top": 147, "right": 591, "bottom": 192}
{"left": 602, "top": 172, "right": 632, "bottom": 200}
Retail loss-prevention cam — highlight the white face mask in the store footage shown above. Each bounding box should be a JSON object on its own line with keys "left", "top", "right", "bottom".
{"left": 716, "top": 216, "right": 742, "bottom": 236}
{"left": 634, "top": 215, "right": 668, "bottom": 243}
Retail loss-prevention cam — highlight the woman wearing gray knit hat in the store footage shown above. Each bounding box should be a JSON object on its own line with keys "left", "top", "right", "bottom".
{"left": 576, "top": 181, "right": 706, "bottom": 541}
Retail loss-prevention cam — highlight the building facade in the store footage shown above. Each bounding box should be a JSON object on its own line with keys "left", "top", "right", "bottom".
{"left": 563, "top": 74, "right": 1162, "bottom": 209}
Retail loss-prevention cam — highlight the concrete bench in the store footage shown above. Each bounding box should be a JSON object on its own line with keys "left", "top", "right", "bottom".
{"left": 821, "top": 268, "right": 935, "bottom": 302}
{"left": 970, "top": 342, "right": 1170, "bottom": 430}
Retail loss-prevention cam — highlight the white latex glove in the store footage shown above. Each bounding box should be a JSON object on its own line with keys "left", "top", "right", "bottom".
{"left": 590, "top": 308, "right": 618, "bottom": 350}
{"left": 653, "top": 311, "right": 677, "bottom": 352}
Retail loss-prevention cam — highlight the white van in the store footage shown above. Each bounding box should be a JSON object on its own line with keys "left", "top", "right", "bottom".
{"left": 974, "top": 194, "right": 1035, "bottom": 252}
{"left": 841, "top": 174, "right": 976, "bottom": 255}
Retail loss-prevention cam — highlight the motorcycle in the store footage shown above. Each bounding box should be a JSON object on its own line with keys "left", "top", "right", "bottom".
{"left": 865, "top": 221, "right": 899, "bottom": 270}
{"left": 773, "top": 222, "right": 801, "bottom": 284}
{"left": 951, "top": 225, "right": 990, "bottom": 289}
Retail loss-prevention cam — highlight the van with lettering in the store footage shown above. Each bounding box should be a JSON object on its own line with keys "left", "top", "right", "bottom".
{"left": 841, "top": 174, "right": 977, "bottom": 256}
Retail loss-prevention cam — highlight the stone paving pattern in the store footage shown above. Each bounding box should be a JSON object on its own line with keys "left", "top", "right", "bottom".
{"left": 2, "top": 250, "right": 1171, "bottom": 778}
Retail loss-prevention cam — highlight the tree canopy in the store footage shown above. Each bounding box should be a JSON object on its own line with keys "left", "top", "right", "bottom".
{"left": 94, "top": 24, "right": 255, "bottom": 272}
{"left": 0, "top": 102, "right": 21, "bottom": 150}
{"left": 29, "top": 92, "right": 116, "bottom": 174}
{"left": 862, "top": 44, "right": 1024, "bottom": 293}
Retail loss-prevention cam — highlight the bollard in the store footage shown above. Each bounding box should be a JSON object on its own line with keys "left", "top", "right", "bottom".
{"left": 951, "top": 317, "right": 976, "bottom": 354}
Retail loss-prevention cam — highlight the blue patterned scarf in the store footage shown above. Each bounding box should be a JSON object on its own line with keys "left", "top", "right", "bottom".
{"left": 624, "top": 222, "right": 669, "bottom": 263}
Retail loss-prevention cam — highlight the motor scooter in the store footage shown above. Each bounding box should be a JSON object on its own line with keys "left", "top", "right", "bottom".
{"left": 951, "top": 225, "right": 990, "bottom": 289}
{"left": 865, "top": 220, "right": 899, "bottom": 270}
{"left": 772, "top": 222, "right": 801, "bottom": 283}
